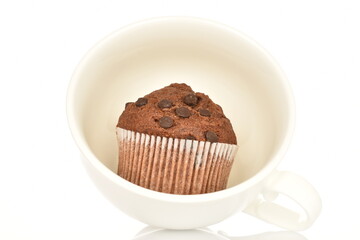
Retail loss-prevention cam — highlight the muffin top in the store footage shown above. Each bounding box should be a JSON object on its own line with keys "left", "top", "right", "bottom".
{"left": 117, "top": 83, "right": 237, "bottom": 144}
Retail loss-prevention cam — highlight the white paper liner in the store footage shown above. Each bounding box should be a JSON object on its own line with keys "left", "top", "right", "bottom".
{"left": 116, "top": 128, "right": 238, "bottom": 195}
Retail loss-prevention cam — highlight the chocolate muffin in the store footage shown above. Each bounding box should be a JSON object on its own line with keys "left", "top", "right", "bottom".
{"left": 118, "top": 83, "right": 236, "bottom": 144}
{"left": 116, "top": 83, "right": 238, "bottom": 194}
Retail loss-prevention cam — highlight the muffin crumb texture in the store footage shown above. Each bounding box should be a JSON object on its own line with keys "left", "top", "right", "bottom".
{"left": 117, "top": 83, "right": 237, "bottom": 145}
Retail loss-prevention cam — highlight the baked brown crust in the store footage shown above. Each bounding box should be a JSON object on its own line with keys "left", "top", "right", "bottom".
{"left": 117, "top": 83, "right": 237, "bottom": 144}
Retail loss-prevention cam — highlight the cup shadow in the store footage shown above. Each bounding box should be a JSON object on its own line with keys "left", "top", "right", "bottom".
{"left": 132, "top": 226, "right": 307, "bottom": 240}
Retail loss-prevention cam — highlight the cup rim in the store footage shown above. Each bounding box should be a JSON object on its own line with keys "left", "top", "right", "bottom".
{"left": 66, "top": 16, "right": 295, "bottom": 203}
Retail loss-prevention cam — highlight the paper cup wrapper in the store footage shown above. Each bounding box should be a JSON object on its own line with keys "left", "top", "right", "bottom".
{"left": 116, "top": 128, "right": 238, "bottom": 195}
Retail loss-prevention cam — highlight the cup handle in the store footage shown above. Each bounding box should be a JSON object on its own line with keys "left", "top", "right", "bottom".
{"left": 244, "top": 170, "right": 322, "bottom": 231}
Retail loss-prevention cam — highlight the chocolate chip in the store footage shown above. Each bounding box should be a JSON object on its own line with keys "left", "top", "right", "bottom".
{"left": 175, "top": 107, "right": 191, "bottom": 118}
{"left": 125, "top": 102, "right": 133, "bottom": 108}
{"left": 158, "top": 99, "right": 173, "bottom": 109}
{"left": 159, "top": 116, "right": 174, "bottom": 129}
{"left": 135, "top": 98, "right": 148, "bottom": 107}
{"left": 216, "top": 104, "right": 224, "bottom": 113}
{"left": 205, "top": 131, "right": 218, "bottom": 142}
{"left": 186, "top": 135, "right": 196, "bottom": 140}
{"left": 199, "top": 109, "right": 211, "bottom": 117}
{"left": 183, "top": 94, "right": 198, "bottom": 106}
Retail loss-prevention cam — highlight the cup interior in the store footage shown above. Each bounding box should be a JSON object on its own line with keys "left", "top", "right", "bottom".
{"left": 69, "top": 18, "right": 293, "bottom": 189}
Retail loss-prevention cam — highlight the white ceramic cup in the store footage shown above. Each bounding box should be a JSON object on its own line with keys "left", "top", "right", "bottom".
{"left": 67, "top": 17, "right": 321, "bottom": 230}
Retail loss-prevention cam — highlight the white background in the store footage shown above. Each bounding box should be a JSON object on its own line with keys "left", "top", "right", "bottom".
{"left": 0, "top": 0, "right": 359, "bottom": 239}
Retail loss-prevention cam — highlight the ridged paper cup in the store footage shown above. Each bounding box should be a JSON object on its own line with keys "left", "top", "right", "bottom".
{"left": 116, "top": 128, "right": 238, "bottom": 195}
